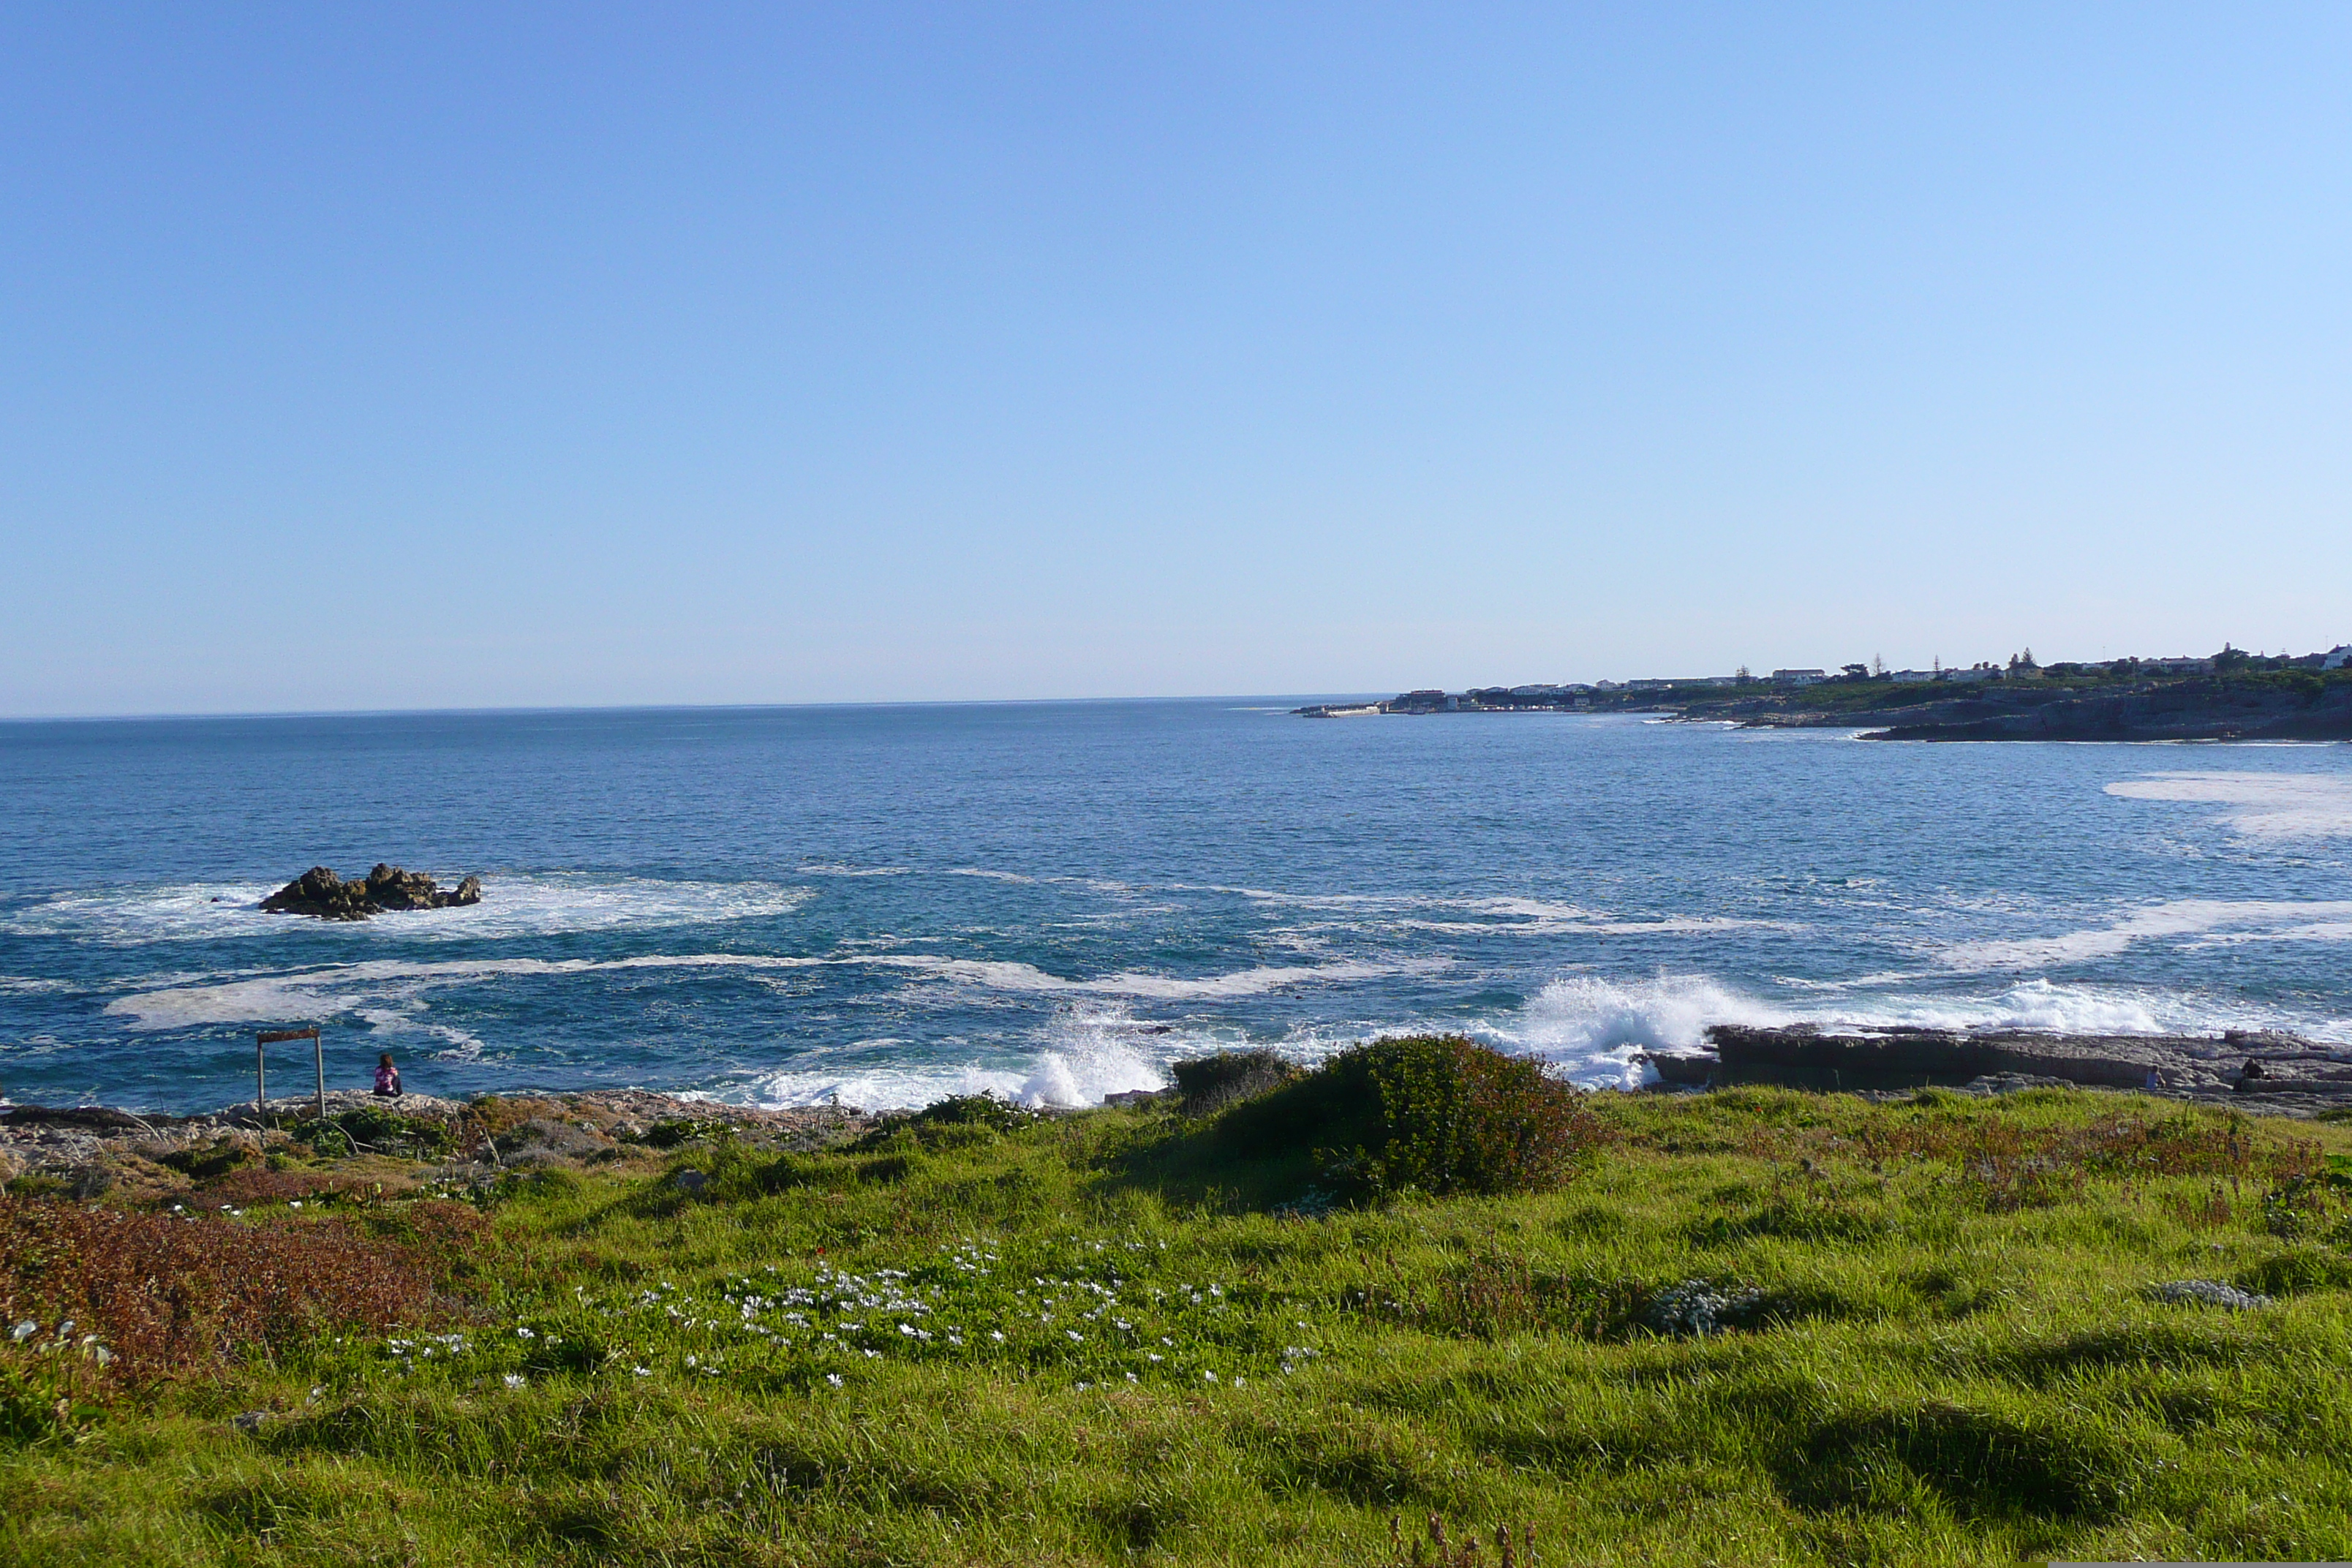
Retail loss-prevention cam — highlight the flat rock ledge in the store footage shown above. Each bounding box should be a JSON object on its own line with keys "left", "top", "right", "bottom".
{"left": 1640, "top": 1024, "right": 2352, "bottom": 1115}
{"left": 260, "top": 864, "right": 483, "bottom": 920}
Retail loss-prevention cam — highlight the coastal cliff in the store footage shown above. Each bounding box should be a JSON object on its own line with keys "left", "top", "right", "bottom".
{"left": 1847, "top": 679, "right": 2352, "bottom": 741}
{"left": 1312, "top": 667, "right": 2352, "bottom": 743}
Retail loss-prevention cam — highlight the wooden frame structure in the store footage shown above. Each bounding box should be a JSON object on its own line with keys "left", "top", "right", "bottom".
{"left": 255, "top": 1026, "right": 325, "bottom": 1121}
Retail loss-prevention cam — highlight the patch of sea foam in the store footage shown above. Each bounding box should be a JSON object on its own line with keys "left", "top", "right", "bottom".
{"left": 104, "top": 952, "right": 1441, "bottom": 1030}
{"left": 2107, "top": 772, "right": 2352, "bottom": 839}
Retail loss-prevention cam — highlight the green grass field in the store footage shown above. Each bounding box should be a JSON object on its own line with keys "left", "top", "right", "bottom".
{"left": 7, "top": 1083, "right": 2352, "bottom": 1566}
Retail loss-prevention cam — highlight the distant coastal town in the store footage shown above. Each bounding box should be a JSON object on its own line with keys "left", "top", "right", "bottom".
{"left": 1296, "top": 643, "right": 2352, "bottom": 742}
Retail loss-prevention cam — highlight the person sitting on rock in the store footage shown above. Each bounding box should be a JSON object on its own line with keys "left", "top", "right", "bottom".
{"left": 372, "top": 1053, "right": 403, "bottom": 1098}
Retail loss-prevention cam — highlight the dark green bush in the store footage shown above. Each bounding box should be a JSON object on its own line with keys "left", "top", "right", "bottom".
{"left": 1217, "top": 1036, "right": 1598, "bottom": 1202}
{"left": 852, "top": 1093, "right": 1041, "bottom": 1153}
{"left": 159, "top": 1138, "right": 259, "bottom": 1181}
{"left": 906, "top": 1093, "right": 1040, "bottom": 1132}
{"left": 1169, "top": 1049, "right": 1295, "bottom": 1114}
{"left": 289, "top": 1109, "right": 455, "bottom": 1161}
{"left": 641, "top": 1119, "right": 722, "bottom": 1149}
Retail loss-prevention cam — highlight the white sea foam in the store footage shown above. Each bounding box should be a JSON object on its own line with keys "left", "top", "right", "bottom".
{"left": 1464, "top": 970, "right": 2352, "bottom": 1088}
{"left": 1828, "top": 976, "right": 2352, "bottom": 1042}
{"left": 2106, "top": 771, "right": 2352, "bottom": 838}
{"left": 1014, "top": 1004, "right": 1170, "bottom": 1108}
{"left": 1939, "top": 899, "right": 2352, "bottom": 971}
{"left": 103, "top": 951, "right": 1441, "bottom": 1030}
{"left": 742, "top": 1062, "right": 1032, "bottom": 1110}
{"left": 1482, "top": 974, "right": 1795, "bottom": 1088}
{"left": 1201, "top": 886, "right": 1788, "bottom": 940}
{"left": 741, "top": 1004, "right": 1193, "bottom": 1111}
{"left": 1, "top": 874, "right": 815, "bottom": 946}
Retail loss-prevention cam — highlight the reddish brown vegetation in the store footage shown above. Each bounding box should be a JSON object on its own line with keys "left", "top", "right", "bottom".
{"left": 189, "top": 1168, "right": 367, "bottom": 1207}
{"left": 0, "top": 1196, "right": 472, "bottom": 1380}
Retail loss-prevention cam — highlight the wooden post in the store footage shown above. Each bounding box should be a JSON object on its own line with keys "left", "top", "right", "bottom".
{"left": 256, "top": 1028, "right": 323, "bottom": 1123}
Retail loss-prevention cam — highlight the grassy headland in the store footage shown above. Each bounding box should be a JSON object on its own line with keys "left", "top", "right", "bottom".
{"left": 7, "top": 1065, "right": 2352, "bottom": 1566}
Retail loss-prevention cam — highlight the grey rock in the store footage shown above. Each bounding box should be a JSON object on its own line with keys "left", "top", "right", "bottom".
{"left": 671, "top": 1169, "right": 708, "bottom": 1193}
{"left": 230, "top": 1410, "right": 271, "bottom": 1433}
{"left": 1646, "top": 1278, "right": 1765, "bottom": 1338}
{"left": 2147, "top": 1279, "right": 2272, "bottom": 1310}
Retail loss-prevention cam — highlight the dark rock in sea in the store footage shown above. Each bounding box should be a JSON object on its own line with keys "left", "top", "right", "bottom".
{"left": 259, "top": 864, "right": 485, "bottom": 920}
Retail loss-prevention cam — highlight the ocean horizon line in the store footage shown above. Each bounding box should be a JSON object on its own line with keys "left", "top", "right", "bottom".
{"left": 0, "top": 692, "right": 1401, "bottom": 728}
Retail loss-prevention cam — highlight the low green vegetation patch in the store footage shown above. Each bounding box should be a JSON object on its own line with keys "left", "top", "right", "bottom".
{"left": 3, "top": 1079, "right": 2351, "bottom": 1565}
{"left": 1171, "top": 1049, "right": 1295, "bottom": 1114}
{"left": 1219, "top": 1036, "right": 1600, "bottom": 1202}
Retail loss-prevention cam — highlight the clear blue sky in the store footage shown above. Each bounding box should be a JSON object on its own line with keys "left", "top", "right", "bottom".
{"left": 5, "top": 4, "right": 2348, "bottom": 715}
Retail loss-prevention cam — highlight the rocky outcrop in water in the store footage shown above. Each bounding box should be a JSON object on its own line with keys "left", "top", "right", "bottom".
{"left": 259, "top": 864, "right": 483, "bottom": 920}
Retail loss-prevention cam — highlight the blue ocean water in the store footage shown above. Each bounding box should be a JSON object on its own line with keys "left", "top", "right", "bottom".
{"left": 1, "top": 701, "right": 2348, "bottom": 1115}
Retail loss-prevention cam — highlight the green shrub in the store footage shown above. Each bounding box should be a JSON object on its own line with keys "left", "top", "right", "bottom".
{"left": 1218, "top": 1036, "right": 1598, "bottom": 1202}
{"left": 908, "top": 1093, "right": 1041, "bottom": 1132}
{"left": 1, "top": 1175, "right": 68, "bottom": 1201}
{"left": 159, "top": 1138, "right": 259, "bottom": 1181}
{"left": 853, "top": 1093, "right": 1041, "bottom": 1152}
{"left": 641, "top": 1118, "right": 722, "bottom": 1149}
{"left": 288, "top": 1109, "right": 454, "bottom": 1161}
{"left": 1169, "top": 1049, "right": 1295, "bottom": 1114}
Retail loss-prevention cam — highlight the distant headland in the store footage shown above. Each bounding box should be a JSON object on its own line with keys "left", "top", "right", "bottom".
{"left": 1296, "top": 644, "right": 2352, "bottom": 742}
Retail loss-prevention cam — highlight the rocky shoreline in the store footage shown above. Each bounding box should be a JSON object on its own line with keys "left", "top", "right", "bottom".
{"left": 0, "top": 1090, "right": 872, "bottom": 1201}
{"left": 12, "top": 1025, "right": 2348, "bottom": 1200}
{"left": 1645, "top": 1025, "right": 2352, "bottom": 1115}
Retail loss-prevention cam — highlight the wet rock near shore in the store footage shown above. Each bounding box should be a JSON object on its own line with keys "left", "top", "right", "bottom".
{"left": 259, "top": 864, "right": 483, "bottom": 920}
{"left": 1640, "top": 1024, "right": 2352, "bottom": 1115}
